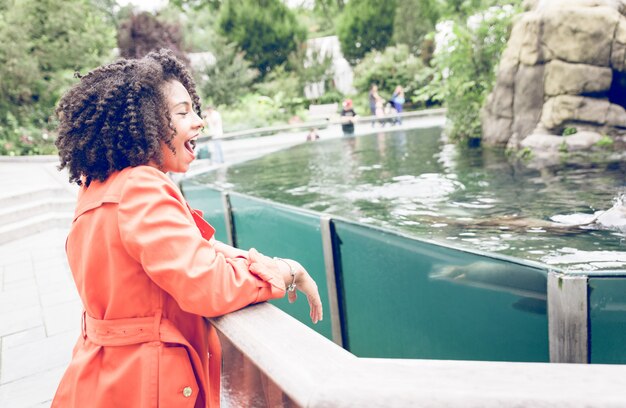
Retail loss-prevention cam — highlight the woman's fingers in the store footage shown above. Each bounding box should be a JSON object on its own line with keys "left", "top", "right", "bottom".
{"left": 297, "top": 272, "right": 323, "bottom": 324}
{"left": 307, "top": 293, "right": 323, "bottom": 324}
{"left": 252, "top": 253, "right": 324, "bottom": 324}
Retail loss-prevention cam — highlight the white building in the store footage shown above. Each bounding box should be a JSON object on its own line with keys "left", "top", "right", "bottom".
{"left": 304, "top": 35, "right": 355, "bottom": 98}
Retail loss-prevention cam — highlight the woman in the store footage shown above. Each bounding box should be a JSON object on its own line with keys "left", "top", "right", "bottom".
{"left": 52, "top": 49, "right": 323, "bottom": 407}
{"left": 391, "top": 85, "right": 405, "bottom": 125}
{"left": 368, "top": 83, "right": 383, "bottom": 127}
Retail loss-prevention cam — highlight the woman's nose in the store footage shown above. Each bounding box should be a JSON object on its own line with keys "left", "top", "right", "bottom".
{"left": 192, "top": 111, "right": 204, "bottom": 128}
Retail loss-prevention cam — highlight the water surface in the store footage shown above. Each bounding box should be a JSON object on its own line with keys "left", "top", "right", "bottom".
{"left": 193, "top": 128, "right": 626, "bottom": 271}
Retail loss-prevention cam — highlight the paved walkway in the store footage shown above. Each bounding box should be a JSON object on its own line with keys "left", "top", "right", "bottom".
{"left": 0, "top": 115, "right": 445, "bottom": 407}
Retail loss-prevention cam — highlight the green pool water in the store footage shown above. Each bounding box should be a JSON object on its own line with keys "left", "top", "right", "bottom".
{"left": 192, "top": 127, "right": 626, "bottom": 271}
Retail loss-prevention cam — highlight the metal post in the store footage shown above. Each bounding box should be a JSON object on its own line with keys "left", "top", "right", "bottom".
{"left": 320, "top": 215, "right": 344, "bottom": 347}
{"left": 222, "top": 192, "right": 236, "bottom": 247}
{"left": 547, "top": 271, "right": 588, "bottom": 363}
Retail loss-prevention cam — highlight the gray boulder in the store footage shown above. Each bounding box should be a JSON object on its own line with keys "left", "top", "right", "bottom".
{"left": 482, "top": 0, "right": 626, "bottom": 165}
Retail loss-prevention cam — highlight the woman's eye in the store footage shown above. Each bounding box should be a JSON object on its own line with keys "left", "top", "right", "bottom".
{"left": 177, "top": 111, "right": 189, "bottom": 116}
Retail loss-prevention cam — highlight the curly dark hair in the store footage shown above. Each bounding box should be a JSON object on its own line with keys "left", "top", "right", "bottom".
{"left": 55, "top": 49, "right": 202, "bottom": 186}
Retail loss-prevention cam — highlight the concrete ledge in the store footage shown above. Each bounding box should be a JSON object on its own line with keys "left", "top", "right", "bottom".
{"left": 0, "top": 198, "right": 74, "bottom": 226}
{"left": 199, "top": 107, "right": 447, "bottom": 142}
{"left": 211, "top": 303, "right": 626, "bottom": 407}
{"left": 0, "top": 155, "right": 59, "bottom": 163}
{"left": 0, "top": 212, "right": 73, "bottom": 245}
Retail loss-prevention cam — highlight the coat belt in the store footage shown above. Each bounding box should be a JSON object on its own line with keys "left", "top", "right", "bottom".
{"left": 82, "top": 310, "right": 168, "bottom": 346}
{"left": 80, "top": 309, "right": 211, "bottom": 404}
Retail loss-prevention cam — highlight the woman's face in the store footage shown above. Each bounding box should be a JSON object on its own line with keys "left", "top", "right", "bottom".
{"left": 158, "top": 80, "right": 204, "bottom": 173}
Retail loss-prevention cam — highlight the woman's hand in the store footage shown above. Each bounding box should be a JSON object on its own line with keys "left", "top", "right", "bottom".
{"left": 248, "top": 250, "right": 323, "bottom": 324}
{"left": 280, "top": 258, "right": 323, "bottom": 324}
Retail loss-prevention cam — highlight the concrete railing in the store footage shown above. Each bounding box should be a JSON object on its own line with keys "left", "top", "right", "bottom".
{"left": 199, "top": 107, "right": 447, "bottom": 143}
{"left": 211, "top": 303, "right": 626, "bottom": 407}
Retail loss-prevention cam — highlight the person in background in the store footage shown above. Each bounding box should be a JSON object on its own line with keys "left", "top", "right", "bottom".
{"left": 391, "top": 85, "right": 405, "bottom": 125}
{"left": 340, "top": 99, "right": 358, "bottom": 136}
{"left": 306, "top": 127, "right": 320, "bottom": 141}
{"left": 203, "top": 106, "right": 224, "bottom": 164}
{"left": 368, "top": 83, "right": 383, "bottom": 127}
{"left": 51, "top": 49, "right": 323, "bottom": 408}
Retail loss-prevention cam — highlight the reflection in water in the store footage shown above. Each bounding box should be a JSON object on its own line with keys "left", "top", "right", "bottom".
{"left": 195, "top": 127, "right": 626, "bottom": 271}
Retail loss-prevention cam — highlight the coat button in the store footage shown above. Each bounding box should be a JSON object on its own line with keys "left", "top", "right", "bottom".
{"left": 183, "top": 386, "right": 193, "bottom": 398}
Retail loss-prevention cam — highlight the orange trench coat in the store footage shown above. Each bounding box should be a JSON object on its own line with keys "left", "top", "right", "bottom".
{"left": 52, "top": 166, "right": 286, "bottom": 407}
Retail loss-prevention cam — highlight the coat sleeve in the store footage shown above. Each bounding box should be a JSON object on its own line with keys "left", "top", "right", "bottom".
{"left": 117, "top": 167, "right": 286, "bottom": 317}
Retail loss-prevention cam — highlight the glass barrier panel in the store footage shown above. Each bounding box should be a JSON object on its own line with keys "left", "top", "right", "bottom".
{"left": 589, "top": 276, "right": 626, "bottom": 364}
{"left": 230, "top": 194, "right": 334, "bottom": 340}
{"left": 333, "top": 219, "right": 549, "bottom": 362}
{"left": 181, "top": 181, "right": 228, "bottom": 243}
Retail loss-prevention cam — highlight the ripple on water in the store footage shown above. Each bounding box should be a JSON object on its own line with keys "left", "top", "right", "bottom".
{"left": 542, "top": 249, "right": 626, "bottom": 271}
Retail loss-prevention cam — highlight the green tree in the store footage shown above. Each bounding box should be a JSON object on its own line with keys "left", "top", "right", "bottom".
{"left": 437, "top": 0, "right": 503, "bottom": 20}
{"left": 196, "top": 35, "right": 258, "bottom": 106}
{"left": 159, "top": 2, "right": 219, "bottom": 52}
{"left": 392, "top": 0, "right": 440, "bottom": 56}
{"left": 288, "top": 44, "right": 334, "bottom": 96}
{"left": 169, "top": 0, "right": 222, "bottom": 11}
{"left": 426, "top": 3, "right": 521, "bottom": 142}
{"left": 91, "top": 0, "right": 134, "bottom": 29}
{"left": 117, "top": 11, "right": 189, "bottom": 64}
{"left": 312, "top": 0, "right": 344, "bottom": 33}
{"left": 0, "top": 0, "right": 115, "bottom": 155}
{"left": 353, "top": 44, "right": 430, "bottom": 107}
{"left": 336, "top": 0, "right": 396, "bottom": 65}
{"left": 218, "top": 0, "right": 306, "bottom": 77}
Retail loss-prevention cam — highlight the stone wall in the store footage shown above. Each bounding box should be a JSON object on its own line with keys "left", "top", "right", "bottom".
{"left": 481, "top": 0, "right": 626, "bottom": 164}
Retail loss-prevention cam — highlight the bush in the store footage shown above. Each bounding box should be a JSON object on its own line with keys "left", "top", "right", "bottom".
{"left": 0, "top": 0, "right": 115, "bottom": 155}
{"left": 219, "top": 94, "right": 307, "bottom": 132}
{"left": 424, "top": 3, "right": 521, "bottom": 142}
{"left": 196, "top": 35, "right": 258, "bottom": 107}
{"left": 352, "top": 44, "right": 432, "bottom": 107}
{"left": 0, "top": 113, "right": 57, "bottom": 156}
{"left": 317, "top": 90, "right": 344, "bottom": 104}
{"left": 255, "top": 72, "right": 308, "bottom": 115}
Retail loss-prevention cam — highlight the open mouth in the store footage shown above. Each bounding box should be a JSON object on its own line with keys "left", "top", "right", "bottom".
{"left": 184, "top": 138, "right": 197, "bottom": 155}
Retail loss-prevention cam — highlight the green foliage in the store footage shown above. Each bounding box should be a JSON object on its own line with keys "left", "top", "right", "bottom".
{"left": 288, "top": 43, "right": 335, "bottom": 97}
{"left": 0, "top": 113, "right": 56, "bottom": 156}
{"left": 516, "top": 147, "right": 533, "bottom": 161}
{"left": 313, "top": 0, "right": 345, "bottom": 33}
{"left": 196, "top": 35, "right": 258, "bottom": 107}
{"left": 218, "top": 0, "right": 306, "bottom": 77}
{"left": 253, "top": 65, "right": 306, "bottom": 114}
{"left": 424, "top": 3, "right": 521, "bottom": 142}
{"left": 293, "top": 6, "right": 335, "bottom": 39}
{"left": 317, "top": 89, "right": 344, "bottom": 104}
{"left": 559, "top": 140, "right": 569, "bottom": 154}
{"left": 0, "top": 0, "right": 115, "bottom": 155}
{"left": 352, "top": 45, "right": 431, "bottom": 107}
{"left": 159, "top": 3, "right": 219, "bottom": 52}
{"left": 337, "top": 0, "right": 397, "bottom": 65}
{"left": 438, "top": 0, "right": 514, "bottom": 20}
{"left": 219, "top": 94, "right": 306, "bottom": 132}
{"left": 169, "top": 0, "right": 222, "bottom": 11}
{"left": 392, "top": 0, "right": 440, "bottom": 56}
{"left": 596, "top": 135, "right": 614, "bottom": 149}
{"left": 562, "top": 126, "right": 577, "bottom": 136}
{"left": 117, "top": 12, "right": 188, "bottom": 63}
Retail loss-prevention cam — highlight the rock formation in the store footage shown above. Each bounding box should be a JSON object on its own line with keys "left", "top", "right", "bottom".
{"left": 481, "top": 0, "right": 626, "bottom": 166}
